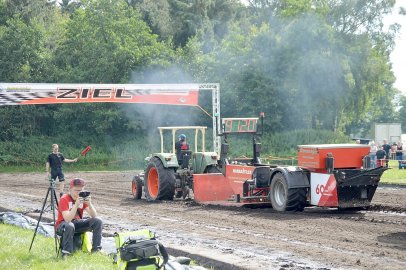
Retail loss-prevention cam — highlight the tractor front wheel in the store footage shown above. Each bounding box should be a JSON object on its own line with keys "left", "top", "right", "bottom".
{"left": 144, "top": 157, "right": 176, "bottom": 201}
{"left": 270, "top": 173, "right": 306, "bottom": 212}
{"left": 131, "top": 175, "right": 143, "bottom": 200}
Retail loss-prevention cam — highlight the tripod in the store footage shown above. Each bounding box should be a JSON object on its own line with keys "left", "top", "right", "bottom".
{"left": 29, "top": 178, "right": 59, "bottom": 255}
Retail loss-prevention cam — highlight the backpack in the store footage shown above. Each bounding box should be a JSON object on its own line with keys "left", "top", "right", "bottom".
{"left": 114, "top": 229, "right": 168, "bottom": 270}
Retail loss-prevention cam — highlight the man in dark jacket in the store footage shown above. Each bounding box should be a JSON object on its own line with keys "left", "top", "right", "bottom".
{"left": 376, "top": 146, "right": 387, "bottom": 167}
{"left": 382, "top": 139, "right": 391, "bottom": 161}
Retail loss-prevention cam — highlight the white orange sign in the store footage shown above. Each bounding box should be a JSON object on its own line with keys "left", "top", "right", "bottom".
{"left": 310, "top": 173, "right": 338, "bottom": 207}
{"left": 225, "top": 164, "right": 254, "bottom": 195}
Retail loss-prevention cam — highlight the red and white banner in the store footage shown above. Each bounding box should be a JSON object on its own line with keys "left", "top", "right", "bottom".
{"left": 0, "top": 83, "right": 199, "bottom": 106}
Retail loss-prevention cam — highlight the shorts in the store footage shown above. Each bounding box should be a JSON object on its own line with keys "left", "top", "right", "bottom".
{"left": 51, "top": 167, "right": 65, "bottom": 182}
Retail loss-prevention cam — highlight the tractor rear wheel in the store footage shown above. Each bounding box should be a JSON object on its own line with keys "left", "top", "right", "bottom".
{"left": 270, "top": 173, "right": 306, "bottom": 212}
{"left": 144, "top": 157, "right": 176, "bottom": 200}
{"left": 131, "top": 175, "right": 143, "bottom": 200}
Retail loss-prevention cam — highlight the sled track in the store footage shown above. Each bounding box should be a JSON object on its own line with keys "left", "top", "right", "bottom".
{"left": 1, "top": 172, "right": 405, "bottom": 270}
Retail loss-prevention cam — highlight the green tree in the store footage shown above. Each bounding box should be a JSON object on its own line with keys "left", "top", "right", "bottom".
{"left": 125, "top": 0, "right": 174, "bottom": 42}
{"left": 395, "top": 96, "right": 406, "bottom": 133}
{"left": 59, "top": 0, "right": 82, "bottom": 15}
{"left": 130, "top": 0, "right": 243, "bottom": 48}
{"left": 49, "top": 0, "right": 182, "bottom": 140}
{"left": 205, "top": 0, "right": 398, "bottom": 135}
{"left": 53, "top": 0, "right": 174, "bottom": 83}
{"left": 0, "top": 0, "right": 66, "bottom": 82}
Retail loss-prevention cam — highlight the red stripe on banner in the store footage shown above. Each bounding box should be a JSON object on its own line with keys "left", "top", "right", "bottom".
{"left": 318, "top": 175, "right": 338, "bottom": 207}
{"left": 19, "top": 91, "right": 199, "bottom": 106}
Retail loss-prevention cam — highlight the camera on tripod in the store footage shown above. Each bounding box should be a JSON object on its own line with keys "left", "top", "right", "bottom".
{"left": 79, "top": 191, "right": 91, "bottom": 198}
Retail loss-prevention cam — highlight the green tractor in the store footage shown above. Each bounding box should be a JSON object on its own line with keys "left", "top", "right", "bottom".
{"left": 132, "top": 126, "right": 219, "bottom": 201}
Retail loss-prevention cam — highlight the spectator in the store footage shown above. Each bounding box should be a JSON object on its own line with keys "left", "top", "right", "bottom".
{"left": 369, "top": 141, "right": 378, "bottom": 168}
{"left": 376, "top": 145, "right": 386, "bottom": 167}
{"left": 382, "top": 139, "right": 391, "bottom": 163}
{"left": 391, "top": 142, "right": 398, "bottom": 160}
{"left": 396, "top": 142, "right": 403, "bottom": 161}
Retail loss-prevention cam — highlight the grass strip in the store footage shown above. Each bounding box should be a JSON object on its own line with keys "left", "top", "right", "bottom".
{"left": 0, "top": 224, "right": 114, "bottom": 270}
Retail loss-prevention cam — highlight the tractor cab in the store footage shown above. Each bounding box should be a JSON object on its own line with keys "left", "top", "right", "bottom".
{"left": 157, "top": 126, "right": 217, "bottom": 173}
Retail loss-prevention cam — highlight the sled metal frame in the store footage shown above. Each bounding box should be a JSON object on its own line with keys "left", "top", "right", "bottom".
{"left": 198, "top": 83, "right": 220, "bottom": 154}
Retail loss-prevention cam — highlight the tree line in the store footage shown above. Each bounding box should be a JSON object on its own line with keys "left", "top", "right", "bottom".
{"left": 0, "top": 0, "right": 405, "bottom": 161}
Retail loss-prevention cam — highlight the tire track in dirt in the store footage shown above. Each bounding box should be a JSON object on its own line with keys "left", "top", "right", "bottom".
{"left": 1, "top": 172, "right": 405, "bottom": 270}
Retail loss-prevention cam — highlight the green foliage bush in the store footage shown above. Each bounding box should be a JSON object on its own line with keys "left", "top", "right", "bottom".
{"left": 0, "top": 129, "right": 350, "bottom": 172}
{"left": 263, "top": 129, "right": 352, "bottom": 156}
{"left": 222, "top": 129, "right": 351, "bottom": 157}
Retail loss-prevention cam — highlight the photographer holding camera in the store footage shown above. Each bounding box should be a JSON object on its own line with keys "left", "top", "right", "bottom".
{"left": 56, "top": 178, "right": 103, "bottom": 257}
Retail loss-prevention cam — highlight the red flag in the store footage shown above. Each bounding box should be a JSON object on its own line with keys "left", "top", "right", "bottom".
{"left": 80, "top": 146, "right": 92, "bottom": 156}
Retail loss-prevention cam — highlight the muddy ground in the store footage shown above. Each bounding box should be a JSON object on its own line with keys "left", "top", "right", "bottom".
{"left": 0, "top": 172, "right": 405, "bottom": 270}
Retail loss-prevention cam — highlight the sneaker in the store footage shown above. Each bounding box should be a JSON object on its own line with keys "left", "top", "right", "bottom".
{"left": 61, "top": 250, "right": 71, "bottom": 258}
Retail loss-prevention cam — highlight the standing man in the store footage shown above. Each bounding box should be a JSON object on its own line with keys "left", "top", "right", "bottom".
{"left": 46, "top": 144, "right": 77, "bottom": 197}
{"left": 376, "top": 145, "right": 387, "bottom": 167}
{"left": 396, "top": 141, "right": 403, "bottom": 160}
{"left": 369, "top": 141, "right": 378, "bottom": 168}
{"left": 382, "top": 139, "right": 391, "bottom": 166}
{"left": 56, "top": 178, "right": 103, "bottom": 256}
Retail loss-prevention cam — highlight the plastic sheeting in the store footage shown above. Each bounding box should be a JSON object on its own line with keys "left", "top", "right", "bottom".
{"left": 0, "top": 211, "right": 54, "bottom": 237}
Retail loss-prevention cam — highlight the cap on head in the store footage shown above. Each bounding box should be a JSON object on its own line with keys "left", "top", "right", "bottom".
{"left": 70, "top": 178, "right": 85, "bottom": 188}
{"left": 179, "top": 134, "right": 186, "bottom": 140}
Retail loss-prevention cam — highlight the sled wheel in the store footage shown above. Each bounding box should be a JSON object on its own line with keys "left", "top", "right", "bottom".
{"left": 270, "top": 173, "right": 306, "bottom": 212}
{"left": 144, "top": 157, "right": 175, "bottom": 200}
{"left": 131, "top": 175, "right": 143, "bottom": 199}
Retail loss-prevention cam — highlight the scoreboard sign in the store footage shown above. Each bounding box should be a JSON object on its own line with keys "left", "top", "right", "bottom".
{"left": 222, "top": 118, "right": 258, "bottom": 134}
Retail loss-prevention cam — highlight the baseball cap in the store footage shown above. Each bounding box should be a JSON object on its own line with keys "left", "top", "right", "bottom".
{"left": 179, "top": 134, "right": 186, "bottom": 139}
{"left": 70, "top": 178, "right": 85, "bottom": 188}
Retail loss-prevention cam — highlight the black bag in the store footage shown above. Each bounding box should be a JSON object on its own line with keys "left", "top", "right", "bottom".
{"left": 114, "top": 229, "right": 169, "bottom": 270}
{"left": 120, "top": 239, "right": 161, "bottom": 261}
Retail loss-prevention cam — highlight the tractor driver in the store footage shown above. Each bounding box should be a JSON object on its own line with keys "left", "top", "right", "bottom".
{"left": 175, "top": 134, "right": 190, "bottom": 164}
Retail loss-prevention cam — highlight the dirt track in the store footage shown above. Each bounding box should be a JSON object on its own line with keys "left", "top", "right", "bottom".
{"left": 0, "top": 172, "right": 405, "bottom": 270}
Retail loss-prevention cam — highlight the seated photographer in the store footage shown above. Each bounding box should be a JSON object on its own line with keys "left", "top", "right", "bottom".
{"left": 55, "top": 178, "right": 103, "bottom": 257}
